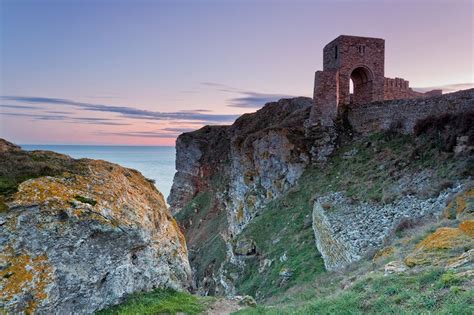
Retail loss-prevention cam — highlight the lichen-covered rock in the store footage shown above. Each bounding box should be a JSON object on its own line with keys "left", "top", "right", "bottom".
{"left": 443, "top": 188, "right": 474, "bottom": 220}
{"left": 384, "top": 261, "right": 408, "bottom": 275}
{"left": 404, "top": 224, "right": 473, "bottom": 268}
{"left": 312, "top": 188, "right": 462, "bottom": 271}
{"left": 0, "top": 141, "right": 191, "bottom": 314}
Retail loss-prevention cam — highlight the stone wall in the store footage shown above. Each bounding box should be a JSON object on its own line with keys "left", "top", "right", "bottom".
{"left": 312, "top": 70, "right": 338, "bottom": 125}
{"left": 313, "top": 187, "right": 462, "bottom": 271}
{"left": 383, "top": 77, "right": 442, "bottom": 101}
{"left": 347, "top": 88, "right": 474, "bottom": 134}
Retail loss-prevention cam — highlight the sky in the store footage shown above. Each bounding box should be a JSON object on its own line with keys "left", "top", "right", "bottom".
{"left": 0, "top": 0, "right": 473, "bottom": 146}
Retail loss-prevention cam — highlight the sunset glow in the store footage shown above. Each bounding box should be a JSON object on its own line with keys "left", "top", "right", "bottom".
{"left": 1, "top": 0, "right": 472, "bottom": 145}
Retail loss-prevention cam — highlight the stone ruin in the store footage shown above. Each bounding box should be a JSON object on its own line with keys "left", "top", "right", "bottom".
{"left": 311, "top": 35, "right": 442, "bottom": 126}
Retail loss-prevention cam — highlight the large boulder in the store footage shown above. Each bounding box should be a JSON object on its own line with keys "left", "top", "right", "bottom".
{"left": 0, "top": 140, "right": 191, "bottom": 314}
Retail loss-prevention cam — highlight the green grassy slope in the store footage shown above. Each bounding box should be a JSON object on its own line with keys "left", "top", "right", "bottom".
{"left": 232, "top": 129, "right": 471, "bottom": 301}
{"left": 97, "top": 289, "right": 211, "bottom": 315}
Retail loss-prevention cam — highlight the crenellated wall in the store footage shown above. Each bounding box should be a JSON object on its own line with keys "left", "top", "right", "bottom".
{"left": 383, "top": 77, "right": 442, "bottom": 101}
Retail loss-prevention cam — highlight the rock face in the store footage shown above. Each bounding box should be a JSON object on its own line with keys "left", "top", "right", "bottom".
{"left": 168, "top": 97, "right": 315, "bottom": 294}
{"left": 0, "top": 141, "right": 191, "bottom": 314}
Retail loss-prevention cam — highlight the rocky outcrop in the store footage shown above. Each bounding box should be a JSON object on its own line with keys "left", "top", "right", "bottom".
{"left": 169, "top": 97, "right": 315, "bottom": 294}
{"left": 0, "top": 141, "right": 191, "bottom": 314}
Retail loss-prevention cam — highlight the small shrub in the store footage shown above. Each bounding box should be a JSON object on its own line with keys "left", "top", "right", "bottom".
{"left": 394, "top": 217, "right": 420, "bottom": 237}
{"left": 413, "top": 111, "right": 474, "bottom": 152}
{"left": 145, "top": 177, "right": 156, "bottom": 184}
{"left": 440, "top": 271, "right": 462, "bottom": 288}
{"left": 74, "top": 195, "right": 97, "bottom": 206}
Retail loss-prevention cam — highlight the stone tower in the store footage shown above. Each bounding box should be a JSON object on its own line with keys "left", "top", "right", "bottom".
{"left": 313, "top": 35, "right": 385, "bottom": 125}
{"left": 312, "top": 35, "right": 441, "bottom": 126}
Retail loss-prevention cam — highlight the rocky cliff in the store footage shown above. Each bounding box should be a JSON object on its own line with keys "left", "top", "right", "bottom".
{"left": 169, "top": 90, "right": 473, "bottom": 299}
{"left": 0, "top": 140, "right": 191, "bottom": 314}
{"left": 169, "top": 97, "right": 316, "bottom": 295}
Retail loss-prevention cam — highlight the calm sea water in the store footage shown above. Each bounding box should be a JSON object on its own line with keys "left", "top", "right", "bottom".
{"left": 21, "top": 145, "right": 176, "bottom": 200}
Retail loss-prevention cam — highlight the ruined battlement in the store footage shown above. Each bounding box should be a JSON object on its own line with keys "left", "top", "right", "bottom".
{"left": 384, "top": 77, "right": 409, "bottom": 89}
{"left": 312, "top": 35, "right": 444, "bottom": 126}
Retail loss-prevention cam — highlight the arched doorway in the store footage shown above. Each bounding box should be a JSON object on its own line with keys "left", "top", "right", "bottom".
{"left": 350, "top": 66, "right": 373, "bottom": 104}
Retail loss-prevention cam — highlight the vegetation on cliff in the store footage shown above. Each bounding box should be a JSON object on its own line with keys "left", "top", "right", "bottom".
{"left": 230, "top": 121, "right": 472, "bottom": 300}
{"left": 97, "top": 289, "right": 209, "bottom": 315}
{"left": 234, "top": 191, "right": 473, "bottom": 314}
{"left": 169, "top": 100, "right": 472, "bottom": 313}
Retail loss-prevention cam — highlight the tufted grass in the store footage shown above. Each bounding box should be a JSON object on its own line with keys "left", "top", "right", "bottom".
{"left": 235, "top": 268, "right": 474, "bottom": 315}
{"left": 74, "top": 195, "right": 98, "bottom": 206}
{"left": 96, "top": 288, "right": 210, "bottom": 315}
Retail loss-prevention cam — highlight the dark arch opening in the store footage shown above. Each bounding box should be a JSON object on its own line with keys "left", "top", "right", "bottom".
{"left": 350, "top": 67, "right": 373, "bottom": 104}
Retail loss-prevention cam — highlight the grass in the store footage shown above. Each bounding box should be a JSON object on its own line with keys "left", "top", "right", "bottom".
{"left": 97, "top": 288, "right": 210, "bottom": 315}
{"left": 75, "top": 195, "right": 98, "bottom": 206}
{"left": 0, "top": 145, "right": 88, "bottom": 199}
{"left": 232, "top": 175, "right": 326, "bottom": 300}
{"left": 235, "top": 268, "right": 474, "bottom": 315}
{"left": 231, "top": 131, "right": 470, "bottom": 301}
{"left": 175, "top": 190, "right": 229, "bottom": 294}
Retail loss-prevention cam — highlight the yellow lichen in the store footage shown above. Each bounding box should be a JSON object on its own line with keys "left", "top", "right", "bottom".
{"left": 373, "top": 246, "right": 395, "bottom": 262}
{"left": 243, "top": 171, "right": 257, "bottom": 185}
{"left": 0, "top": 247, "right": 53, "bottom": 313}
{"left": 415, "top": 227, "right": 468, "bottom": 251}
{"left": 459, "top": 220, "right": 474, "bottom": 237}
{"left": 404, "top": 226, "right": 473, "bottom": 267}
{"left": 246, "top": 195, "right": 257, "bottom": 210}
{"left": 443, "top": 188, "right": 474, "bottom": 219}
{"left": 266, "top": 190, "right": 273, "bottom": 199}
{"left": 0, "top": 196, "right": 8, "bottom": 213}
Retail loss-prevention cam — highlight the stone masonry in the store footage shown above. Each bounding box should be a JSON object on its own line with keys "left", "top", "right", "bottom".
{"left": 311, "top": 35, "right": 442, "bottom": 126}
{"left": 348, "top": 88, "right": 474, "bottom": 135}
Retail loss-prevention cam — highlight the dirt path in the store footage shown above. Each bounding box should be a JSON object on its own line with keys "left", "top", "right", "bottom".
{"left": 205, "top": 296, "right": 255, "bottom": 315}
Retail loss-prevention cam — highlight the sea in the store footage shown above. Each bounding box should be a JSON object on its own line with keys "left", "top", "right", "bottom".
{"left": 21, "top": 145, "right": 176, "bottom": 200}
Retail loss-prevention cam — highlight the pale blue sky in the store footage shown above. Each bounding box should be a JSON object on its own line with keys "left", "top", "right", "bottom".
{"left": 1, "top": 0, "right": 472, "bottom": 145}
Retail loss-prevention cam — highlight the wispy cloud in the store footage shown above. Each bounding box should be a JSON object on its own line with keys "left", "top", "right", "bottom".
{"left": 96, "top": 130, "right": 182, "bottom": 138}
{"left": 227, "top": 91, "right": 294, "bottom": 108}
{"left": 413, "top": 82, "right": 474, "bottom": 93}
{"left": 1, "top": 112, "right": 69, "bottom": 120}
{"left": 0, "top": 104, "right": 40, "bottom": 110}
{"left": 1, "top": 96, "right": 239, "bottom": 123}
{"left": 1, "top": 112, "right": 130, "bottom": 125}
{"left": 199, "top": 82, "right": 295, "bottom": 108}
{"left": 162, "top": 127, "right": 197, "bottom": 133}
